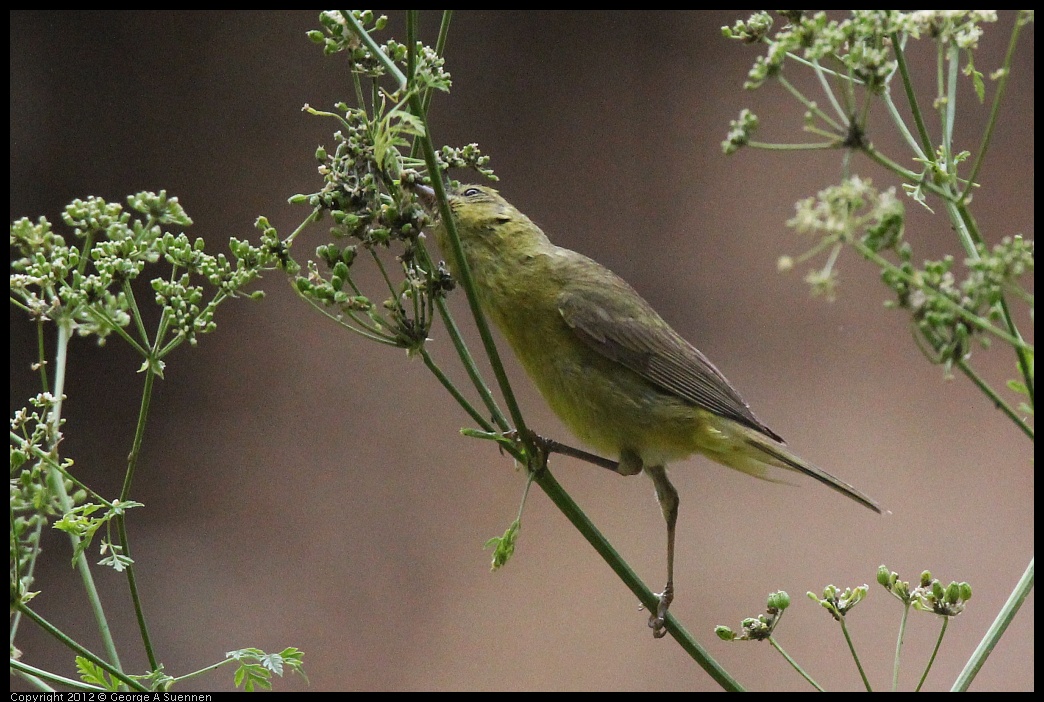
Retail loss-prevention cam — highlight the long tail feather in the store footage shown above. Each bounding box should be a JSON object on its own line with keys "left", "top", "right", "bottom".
{"left": 745, "top": 437, "right": 884, "bottom": 514}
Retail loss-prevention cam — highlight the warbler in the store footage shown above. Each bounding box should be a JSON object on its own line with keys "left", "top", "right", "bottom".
{"left": 418, "top": 183, "right": 882, "bottom": 637}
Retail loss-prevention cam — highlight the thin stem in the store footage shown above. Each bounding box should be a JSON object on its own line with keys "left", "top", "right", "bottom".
{"left": 768, "top": 636, "right": 824, "bottom": 691}
{"left": 893, "top": 601, "right": 910, "bottom": 691}
{"left": 882, "top": 87, "right": 928, "bottom": 161}
{"left": 942, "top": 43, "right": 960, "bottom": 175}
{"left": 840, "top": 617, "right": 873, "bottom": 692}
{"left": 47, "top": 320, "right": 124, "bottom": 673}
{"left": 10, "top": 659, "right": 105, "bottom": 692}
{"left": 119, "top": 363, "right": 157, "bottom": 502}
{"left": 122, "top": 278, "right": 151, "bottom": 349}
{"left": 434, "top": 296, "right": 509, "bottom": 430}
{"left": 35, "top": 319, "right": 49, "bottom": 392}
{"left": 812, "top": 58, "right": 850, "bottom": 126}
{"left": 960, "top": 16, "right": 1025, "bottom": 204}
{"left": 955, "top": 359, "right": 1033, "bottom": 440}
{"left": 410, "top": 101, "right": 530, "bottom": 442}
{"left": 117, "top": 515, "right": 158, "bottom": 671}
{"left": 915, "top": 616, "right": 948, "bottom": 692}
{"left": 421, "top": 348, "right": 494, "bottom": 431}
{"left": 421, "top": 11, "right": 453, "bottom": 115}
{"left": 14, "top": 603, "right": 148, "bottom": 692}
{"left": 532, "top": 468, "right": 744, "bottom": 691}
{"left": 952, "top": 557, "right": 1034, "bottom": 691}
{"left": 341, "top": 11, "right": 407, "bottom": 90}
{"left": 748, "top": 140, "right": 839, "bottom": 151}
{"left": 778, "top": 74, "right": 844, "bottom": 132}
{"left": 891, "top": 32, "right": 935, "bottom": 158}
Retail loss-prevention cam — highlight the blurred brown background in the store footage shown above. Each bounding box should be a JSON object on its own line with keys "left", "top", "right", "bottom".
{"left": 10, "top": 11, "right": 1033, "bottom": 692}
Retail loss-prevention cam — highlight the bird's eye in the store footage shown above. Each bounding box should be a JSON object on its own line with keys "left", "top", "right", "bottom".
{"left": 462, "top": 188, "right": 481, "bottom": 197}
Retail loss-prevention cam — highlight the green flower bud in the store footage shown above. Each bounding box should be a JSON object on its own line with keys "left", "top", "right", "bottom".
{"left": 932, "top": 581, "right": 945, "bottom": 601}
{"left": 767, "top": 590, "right": 790, "bottom": 612}
{"left": 877, "top": 565, "right": 891, "bottom": 587}
{"left": 959, "top": 582, "right": 972, "bottom": 601}
{"left": 715, "top": 625, "right": 736, "bottom": 641}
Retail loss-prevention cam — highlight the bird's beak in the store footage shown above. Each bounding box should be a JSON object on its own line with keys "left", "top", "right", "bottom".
{"left": 413, "top": 183, "right": 438, "bottom": 212}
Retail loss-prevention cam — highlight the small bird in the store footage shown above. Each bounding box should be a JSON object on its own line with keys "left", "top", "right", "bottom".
{"left": 419, "top": 183, "right": 882, "bottom": 637}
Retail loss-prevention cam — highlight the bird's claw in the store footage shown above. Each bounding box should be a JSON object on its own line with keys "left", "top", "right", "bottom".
{"left": 647, "top": 587, "right": 674, "bottom": 639}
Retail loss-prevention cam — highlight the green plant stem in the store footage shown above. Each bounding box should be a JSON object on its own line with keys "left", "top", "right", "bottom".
{"left": 14, "top": 603, "right": 148, "bottom": 692}
{"left": 532, "top": 468, "right": 744, "bottom": 691}
{"left": 748, "top": 140, "right": 839, "bottom": 151}
{"left": 117, "top": 514, "right": 158, "bottom": 671}
{"left": 952, "top": 557, "right": 1034, "bottom": 691}
{"left": 422, "top": 11, "right": 453, "bottom": 115}
{"left": 410, "top": 103, "right": 531, "bottom": 444}
{"left": 812, "top": 58, "right": 849, "bottom": 125}
{"left": 778, "top": 74, "right": 844, "bottom": 132}
{"left": 941, "top": 44, "right": 959, "bottom": 171}
{"left": 115, "top": 341, "right": 161, "bottom": 670}
{"left": 891, "top": 33, "right": 935, "bottom": 159}
{"left": 435, "top": 295, "right": 510, "bottom": 431}
{"left": 35, "top": 319, "right": 49, "bottom": 392}
{"left": 915, "top": 615, "right": 948, "bottom": 692}
{"left": 960, "top": 15, "right": 1025, "bottom": 204}
{"left": 342, "top": 11, "right": 407, "bottom": 89}
{"left": 768, "top": 635, "right": 824, "bottom": 691}
{"left": 9, "top": 659, "right": 105, "bottom": 692}
{"left": 840, "top": 617, "right": 873, "bottom": 691}
{"left": 892, "top": 601, "right": 910, "bottom": 691}
{"left": 955, "top": 359, "right": 1034, "bottom": 440}
{"left": 421, "top": 348, "right": 494, "bottom": 431}
{"left": 46, "top": 319, "right": 124, "bottom": 674}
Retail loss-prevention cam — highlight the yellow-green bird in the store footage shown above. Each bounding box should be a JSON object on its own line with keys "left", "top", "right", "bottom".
{"left": 419, "top": 183, "right": 882, "bottom": 637}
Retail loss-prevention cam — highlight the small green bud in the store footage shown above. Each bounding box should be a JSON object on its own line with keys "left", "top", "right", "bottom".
{"left": 920, "top": 570, "right": 933, "bottom": 588}
{"left": 315, "top": 145, "right": 327, "bottom": 161}
{"left": 932, "top": 581, "right": 945, "bottom": 601}
{"left": 715, "top": 625, "right": 736, "bottom": 641}
{"left": 945, "top": 582, "right": 961, "bottom": 605}
{"left": 959, "top": 582, "right": 972, "bottom": 601}
{"left": 877, "top": 565, "right": 891, "bottom": 587}
{"left": 286, "top": 194, "right": 309, "bottom": 204}
{"left": 767, "top": 591, "right": 790, "bottom": 612}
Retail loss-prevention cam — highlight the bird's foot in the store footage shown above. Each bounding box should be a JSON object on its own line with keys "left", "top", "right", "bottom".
{"left": 647, "top": 585, "right": 674, "bottom": 639}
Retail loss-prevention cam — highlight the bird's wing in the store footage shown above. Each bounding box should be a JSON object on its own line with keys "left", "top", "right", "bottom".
{"left": 558, "top": 281, "right": 783, "bottom": 443}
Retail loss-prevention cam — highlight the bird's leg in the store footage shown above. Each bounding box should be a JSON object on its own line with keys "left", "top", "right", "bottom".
{"left": 644, "top": 464, "right": 678, "bottom": 639}
{"left": 506, "top": 428, "right": 624, "bottom": 474}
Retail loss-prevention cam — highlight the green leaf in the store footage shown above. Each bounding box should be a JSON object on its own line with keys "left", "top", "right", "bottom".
{"left": 76, "top": 656, "right": 119, "bottom": 691}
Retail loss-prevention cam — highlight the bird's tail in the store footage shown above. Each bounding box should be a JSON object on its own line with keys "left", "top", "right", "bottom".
{"left": 743, "top": 433, "right": 884, "bottom": 514}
